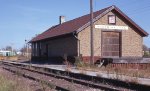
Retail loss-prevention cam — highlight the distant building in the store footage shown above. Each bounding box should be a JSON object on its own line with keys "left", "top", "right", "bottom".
{"left": 16, "top": 51, "right": 22, "bottom": 55}
{"left": 0, "top": 50, "right": 16, "bottom": 56}
{"left": 30, "top": 5, "right": 148, "bottom": 63}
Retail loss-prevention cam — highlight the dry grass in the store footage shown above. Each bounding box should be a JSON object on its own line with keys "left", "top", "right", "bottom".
{"left": 76, "top": 63, "right": 150, "bottom": 78}
{"left": 0, "top": 75, "right": 14, "bottom": 91}
{"left": 0, "top": 75, "right": 31, "bottom": 91}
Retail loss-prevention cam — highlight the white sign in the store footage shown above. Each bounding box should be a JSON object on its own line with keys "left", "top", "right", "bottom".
{"left": 95, "top": 25, "right": 128, "bottom": 30}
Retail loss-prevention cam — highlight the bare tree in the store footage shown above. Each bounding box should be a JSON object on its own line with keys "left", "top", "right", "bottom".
{"left": 20, "top": 45, "right": 31, "bottom": 56}
{"left": 5, "top": 46, "right": 12, "bottom": 51}
{"left": 143, "top": 44, "right": 149, "bottom": 51}
{"left": 143, "top": 44, "right": 150, "bottom": 57}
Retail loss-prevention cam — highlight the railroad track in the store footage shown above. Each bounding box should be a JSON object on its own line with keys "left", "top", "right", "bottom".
{"left": 1, "top": 61, "right": 150, "bottom": 91}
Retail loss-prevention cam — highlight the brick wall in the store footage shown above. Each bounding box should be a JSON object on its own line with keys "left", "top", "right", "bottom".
{"left": 78, "top": 11, "right": 143, "bottom": 61}
{"left": 110, "top": 63, "right": 150, "bottom": 70}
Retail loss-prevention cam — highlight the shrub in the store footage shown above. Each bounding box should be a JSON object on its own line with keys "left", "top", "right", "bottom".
{"left": 74, "top": 56, "right": 84, "bottom": 67}
{"left": 143, "top": 51, "right": 150, "bottom": 57}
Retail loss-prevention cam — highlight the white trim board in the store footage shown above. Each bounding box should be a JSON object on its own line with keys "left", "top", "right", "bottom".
{"left": 95, "top": 25, "right": 128, "bottom": 30}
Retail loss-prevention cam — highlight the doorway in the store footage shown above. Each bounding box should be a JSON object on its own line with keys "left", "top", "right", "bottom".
{"left": 102, "top": 31, "right": 121, "bottom": 57}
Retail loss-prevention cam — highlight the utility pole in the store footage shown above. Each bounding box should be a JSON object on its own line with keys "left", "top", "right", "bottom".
{"left": 27, "top": 43, "right": 29, "bottom": 59}
{"left": 25, "top": 39, "right": 28, "bottom": 59}
{"left": 90, "top": 0, "right": 94, "bottom": 65}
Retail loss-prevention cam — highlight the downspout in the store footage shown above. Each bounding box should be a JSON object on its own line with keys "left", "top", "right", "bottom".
{"left": 73, "top": 32, "right": 80, "bottom": 57}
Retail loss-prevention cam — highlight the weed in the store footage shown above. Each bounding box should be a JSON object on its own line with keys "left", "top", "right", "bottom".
{"left": 0, "top": 75, "right": 30, "bottom": 91}
{"left": 0, "top": 75, "right": 13, "bottom": 91}
{"left": 56, "top": 71, "right": 61, "bottom": 76}
{"left": 74, "top": 56, "right": 84, "bottom": 67}
{"left": 63, "top": 54, "right": 71, "bottom": 68}
{"left": 39, "top": 80, "right": 47, "bottom": 91}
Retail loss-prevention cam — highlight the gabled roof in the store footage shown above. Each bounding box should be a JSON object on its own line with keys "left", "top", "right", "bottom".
{"left": 30, "top": 5, "right": 148, "bottom": 43}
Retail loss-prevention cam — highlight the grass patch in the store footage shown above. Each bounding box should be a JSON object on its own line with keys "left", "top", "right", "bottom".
{"left": 0, "top": 75, "right": 31, "bottom": 91}
{"left": 0, "top": 75, "right": 15, "bottom": 91}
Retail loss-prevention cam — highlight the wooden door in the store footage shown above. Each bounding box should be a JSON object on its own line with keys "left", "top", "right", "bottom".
{"left": 102, "top": 31, "right": 121, "bottom": 57}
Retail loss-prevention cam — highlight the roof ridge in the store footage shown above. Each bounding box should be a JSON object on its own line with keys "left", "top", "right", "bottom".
{"left": 57, "top": 5, "right": 113, "bottom": 26}
{"left": 30, "top": 5, "right": 148, "bottom": 42}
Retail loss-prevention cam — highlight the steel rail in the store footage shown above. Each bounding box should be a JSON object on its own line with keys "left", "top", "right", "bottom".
{"left": 2, "top": 61, "right": 150, "bottom": 90}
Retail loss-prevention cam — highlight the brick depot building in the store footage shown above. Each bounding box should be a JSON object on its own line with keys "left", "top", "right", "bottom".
{"left": 30, "top": 5, "right": 148, "bottom": 63}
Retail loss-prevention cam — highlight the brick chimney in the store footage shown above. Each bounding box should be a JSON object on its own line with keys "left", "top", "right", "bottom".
{"left": 59, "top": 16, "right": 65, "bottom": 24}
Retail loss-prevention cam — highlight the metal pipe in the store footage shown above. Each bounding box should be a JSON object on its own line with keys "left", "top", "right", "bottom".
{"left": 73, "top": 32, "right": 80, "bottom": 57}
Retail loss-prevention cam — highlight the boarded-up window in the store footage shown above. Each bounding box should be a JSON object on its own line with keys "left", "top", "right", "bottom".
{"left": 102, "top": 31, "right": 120, "bottom": 57}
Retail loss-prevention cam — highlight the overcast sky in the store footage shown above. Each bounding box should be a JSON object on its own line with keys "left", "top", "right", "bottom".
{"left": 0, "top": 0, "right": 150, "bottom": 50}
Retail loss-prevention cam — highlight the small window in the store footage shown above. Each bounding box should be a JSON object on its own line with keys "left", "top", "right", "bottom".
{"left": 108, "top": 15, "right": 116, "bottom": 24}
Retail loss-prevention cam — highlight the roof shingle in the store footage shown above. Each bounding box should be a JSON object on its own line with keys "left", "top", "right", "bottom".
{"left": 30, "top": 6, "right": 110, "bottom": 42}
{"left": 30, "top": 5, "right": 148, "bottom": 42}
